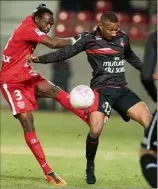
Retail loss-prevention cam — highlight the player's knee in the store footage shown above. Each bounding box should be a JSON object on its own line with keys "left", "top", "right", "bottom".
{"left": 138, "top": 103, "right": 152, "bottom": 128}
{"left": 89, "top": 122, "right": 104, "bottom": 138}
{"left": 16, "top": 112, "right": 35, "bottom": 132}
{"left": 128, "top": 102, "right": 152, "bottom": 128}
{"left": 140, "top": 153, "right": 157, "bottom": 188}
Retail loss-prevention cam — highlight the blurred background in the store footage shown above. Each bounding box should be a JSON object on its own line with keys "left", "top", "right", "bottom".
{"left": 1, "top": 0, "right": 157, "bottom": 112}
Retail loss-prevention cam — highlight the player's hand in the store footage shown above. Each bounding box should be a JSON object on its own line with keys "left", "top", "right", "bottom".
{"left": 26, "top": 54, "right": 39, "bottom": 63}
{"left": 153, "top": 73, "right": 158, "bottom": 80}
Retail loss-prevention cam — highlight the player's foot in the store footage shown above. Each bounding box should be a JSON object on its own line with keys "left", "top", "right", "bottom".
{"left": 45, "top": 171, "right": 67, "bottom": 186}
{"left": 85, "top": 165, "right": 96, "bottom": 184}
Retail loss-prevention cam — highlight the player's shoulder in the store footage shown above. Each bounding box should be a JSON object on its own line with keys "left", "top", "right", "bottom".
{"left": 148, "top": 30, "right": 157, "bottom": 41}
{"left": 20, "top": 15, "right": 37, "bottom": 29}
{"left": 22, "top": 15, "right": 33, "bottom": 23}
{"left": 19, "top": 17, "right": 43, "bottom": 35}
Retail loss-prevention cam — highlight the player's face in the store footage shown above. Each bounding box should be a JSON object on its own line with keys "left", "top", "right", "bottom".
{"left": 99, "top": 21, "right": 120, "bottom": 41}
{"left": 35, "top": 13, "right": 54, "bottom": 33}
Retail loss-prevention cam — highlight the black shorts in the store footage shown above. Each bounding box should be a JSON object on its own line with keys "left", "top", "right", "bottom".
{"left": 89, "top": 87, "right": 141, "bottom": 122}
{"left": 141, "top": 111, "right": 157, "bottom": 152}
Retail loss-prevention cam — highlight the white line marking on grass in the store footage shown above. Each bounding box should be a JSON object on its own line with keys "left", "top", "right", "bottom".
{"left": 1, "top": 146, "right": 137, "bottom": 160}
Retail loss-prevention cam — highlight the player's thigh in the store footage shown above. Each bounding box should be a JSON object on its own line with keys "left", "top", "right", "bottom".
{"left": 88, "top": 90, "right": 112, "bottom": 135}
{"left": 127, "top": 101, "right": 152, "bottom": 128}
{"left": 36, "top": 79, "right": 61, "bottom": 99}
{"left": 113, "top": 88, "right": 144, "bottom": 121}
{"left": 89, "top": 90, "right": 112, "bottom": 118}
{"left": 1, "top": 83, "right": 37, "bottom": 115}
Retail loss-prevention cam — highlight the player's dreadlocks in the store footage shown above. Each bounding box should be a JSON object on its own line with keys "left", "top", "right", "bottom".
{"left": 33, "top": 7, "right": 53, "bottom": 19}
{"left": 100, "top": 11, "right": 118, "bottom": 23}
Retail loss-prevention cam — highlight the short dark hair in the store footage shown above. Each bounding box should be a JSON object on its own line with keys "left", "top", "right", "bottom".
{"left": 33, "top": 7, "right": 53, "bottom": 19}
{"left": 100, "top": 11, "right": 118, "bottom": 23}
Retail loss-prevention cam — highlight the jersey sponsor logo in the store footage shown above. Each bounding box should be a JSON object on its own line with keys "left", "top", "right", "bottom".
{"left": 2, "top": 54, "right": 11, "bottom": 63}
{"left": 95, "top": 36, "right": 102, "bottom": 40}
{"left": 120, "top": 38, "right": 124, "bottom": 47}
{"left": 17, "top": 101, "right": 25, "bottom": 109}
{"left": 35, "top": 28, "right": 45, "bottom": 36}
{"left": 103, "top": 56, "right": 125, "bottom": 74}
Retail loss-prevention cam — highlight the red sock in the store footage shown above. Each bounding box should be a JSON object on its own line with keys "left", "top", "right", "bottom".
{"left": 55, "top": 90, "right": 89, "bottom": 124}
{"left": 24, "top": 131, "right": 52, "bottom": 175}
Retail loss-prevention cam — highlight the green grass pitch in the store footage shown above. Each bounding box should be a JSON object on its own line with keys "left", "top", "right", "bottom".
{"left": 1, "top": 109, "right": 149, "bottom": 188}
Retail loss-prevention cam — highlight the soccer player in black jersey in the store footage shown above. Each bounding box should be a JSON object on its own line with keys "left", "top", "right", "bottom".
{"left": 140, "top": 31, "right": 157, "bottom": 188}
{"left": 28, "top": 12, "right": 152, "bottom": 184}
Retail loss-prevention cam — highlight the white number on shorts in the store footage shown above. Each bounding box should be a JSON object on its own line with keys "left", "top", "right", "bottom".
{"left": 103, "top": 102, "right": 111, "bottom": 116}
{"left": 14, "top": 90, "right": 22, "bottom": 101}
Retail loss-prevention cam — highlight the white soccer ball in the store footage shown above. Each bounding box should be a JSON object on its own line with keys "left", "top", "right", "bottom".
{"left": 69, "top": 85, "right": 95, "bottom": 109}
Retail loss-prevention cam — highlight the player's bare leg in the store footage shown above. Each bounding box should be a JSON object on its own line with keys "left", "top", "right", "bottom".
{"left": 127, "top": 101, "right": 152, "bottom": 129}
{"left": 36, "top": 80, "right": 89, "bottom": 124}
{"left": 16, "top": 112, "right": 66, "bottom": 186}
{"left": 85, "top": 111, "right": 106, "bottom": 184}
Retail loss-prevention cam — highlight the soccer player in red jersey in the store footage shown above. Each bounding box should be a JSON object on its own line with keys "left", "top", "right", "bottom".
{"left": 0, "top": 6, "right": 88, "bottom": 186}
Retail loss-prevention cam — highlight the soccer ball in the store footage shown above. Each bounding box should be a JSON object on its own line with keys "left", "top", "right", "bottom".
{"left": 69, "top": 85, "right": 95, "bottom": 109}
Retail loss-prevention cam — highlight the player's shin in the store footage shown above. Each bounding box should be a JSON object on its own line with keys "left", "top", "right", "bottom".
{"left": 24, "top": 131, "right": 52, "bottom": 174}
{"left": 86, "top": 133, "right": 99, "bottom": 167}
{"left": 55, "top": 90, "right": 89, "bottom": 124}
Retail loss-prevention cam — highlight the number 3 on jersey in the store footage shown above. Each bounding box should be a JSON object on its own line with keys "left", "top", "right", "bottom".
{"left": 14, "top": 90, "right": 22, "bottom": 101}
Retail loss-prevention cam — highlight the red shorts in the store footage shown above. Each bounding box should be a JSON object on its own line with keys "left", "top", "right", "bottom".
{"left": 0, "top": 75, "right": 45, "bottom": 115}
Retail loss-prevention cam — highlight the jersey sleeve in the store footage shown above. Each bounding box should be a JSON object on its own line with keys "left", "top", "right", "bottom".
{"left": 124, "top": 35, "right": 143, "bottom": 71}
{"left": 38, "top": 34, "right": 91, "bottom": 64}
{"left": 141, "top": 31, "right": 157, "bottom": 102}
{"left": 21, "top": 25, "right": 47, "bottom": 43}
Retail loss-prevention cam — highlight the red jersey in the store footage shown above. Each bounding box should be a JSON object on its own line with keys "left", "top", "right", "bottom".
{"left": 0, "top": 15, "right": 47, "bottom": 83}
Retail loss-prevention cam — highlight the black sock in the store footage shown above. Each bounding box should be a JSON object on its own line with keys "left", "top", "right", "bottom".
{"left": 140, "top": 154, "right": 157, "bottom": 188}
{"left": 86, "top": 133, "right": 99, "bottom": 167}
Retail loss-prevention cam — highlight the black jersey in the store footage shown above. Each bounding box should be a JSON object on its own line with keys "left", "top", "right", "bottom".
{"left": 141, "top": 31, "right": 157, "bottom": 102}
{"left": 38, "top": 28, "right": 143, "bottom": 89}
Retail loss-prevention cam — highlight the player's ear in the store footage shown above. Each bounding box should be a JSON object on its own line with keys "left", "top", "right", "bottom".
{"left": 98, "top": 22, "right": 103, "bottom": 31}
{"left": 34, "top": 16, "right": 40, "bottom": 23}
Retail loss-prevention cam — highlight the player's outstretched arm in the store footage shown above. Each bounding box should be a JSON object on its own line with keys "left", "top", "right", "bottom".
{"left": 124, "top": 36, "right": 143, "bottom": 71}
{"left": 39, "top": 31, "right": 89, "bottom": 49}
{"left": 40, "top": 35, "right": 76, "bottom": 48}
{"left": 32, "top": 34, "right": 89, "bottom": 64}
